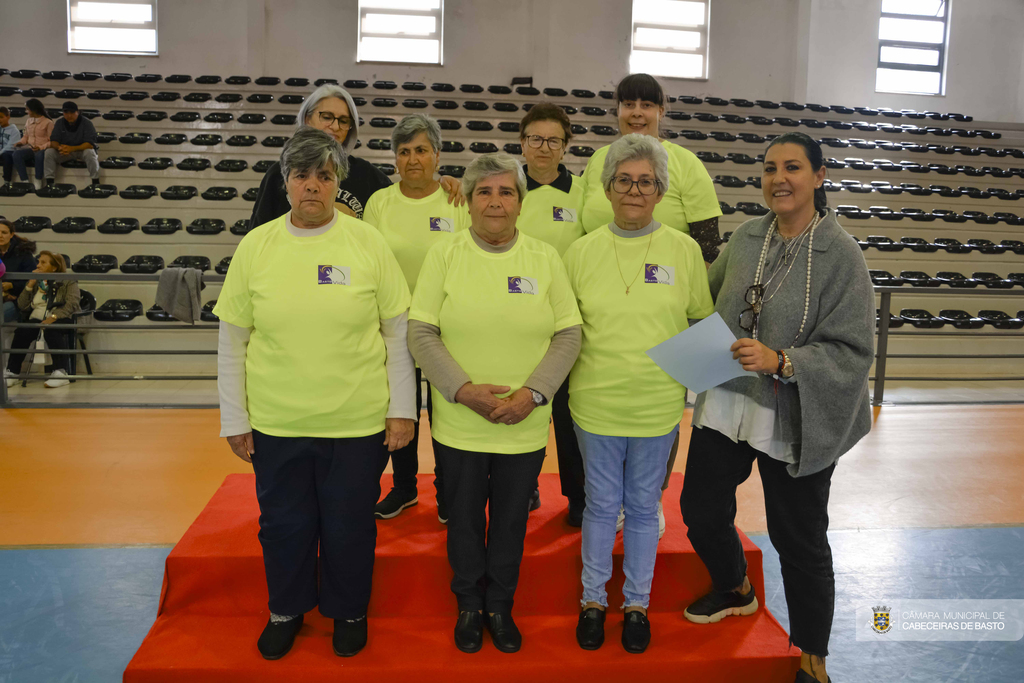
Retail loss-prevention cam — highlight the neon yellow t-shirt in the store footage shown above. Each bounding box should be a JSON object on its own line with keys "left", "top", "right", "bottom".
{"left": 410, "top": 230, "right": 582, "bottom": 454}
{"left": 563, "top": 224, "right": 715, "bottom": 437}
{"left": 214, "top": 211, "right": 411, "bottom": 438}
{"left": 579, "top": 138, "right": 722, "bottom": 235}
{"left": 362, "top": 183, "right": 471, "bottom": 292}
{"left": 518, "top": 174, "right": 586, "bottom": 257}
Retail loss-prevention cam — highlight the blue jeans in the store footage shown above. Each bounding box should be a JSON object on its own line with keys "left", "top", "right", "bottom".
{"left": 575, "top": 421, "right": 679, "bottom": 609}
{"left": 3, "top": 301, "right": 18, "bottom": 323}
{"left": 1, "top": 147, "right": 45, "bottom": 181}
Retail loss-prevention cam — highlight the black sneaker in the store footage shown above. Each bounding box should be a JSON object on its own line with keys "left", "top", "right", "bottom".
{"left": 374, "top": 487, "right": 418, "bottom": 519}
{"left": 528, "top": 489, "right": 541, "bottom": 512}
{"left": 437, "top": 495, "right": 448, "bottom": 524}
{"left": 621, "top": 610, "right": 651, "bottom": 653}
{"left": 576, "top": 607, "right": 605, "bottom": 650}
{"left": 683, "top": 586, "right": 759, "bottom": 624}
{"left": 256, "top": 614, "right": 303, "bottom": 660}
{"left": 333, "top": 616, "right": 367, "bottom": 656}
{"left": 566, "top": 499, "right": 585, "bottom": 527}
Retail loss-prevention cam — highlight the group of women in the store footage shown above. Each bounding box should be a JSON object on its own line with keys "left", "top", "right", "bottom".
{"left": 217, "top": 73, "right": 873, "bottom": 683}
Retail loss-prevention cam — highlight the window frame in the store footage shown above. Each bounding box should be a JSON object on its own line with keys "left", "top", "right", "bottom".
{"left": 356, "top": 0, "right": 444, "bottom": 67}
{"left": 875, "top": 0, "right": 950, "bottom": 96}
{"left": 67, "top": 0, "right": 159, "bottom": 56}
{"left": 630, "top": 0, "right": 711, "bottom": 81}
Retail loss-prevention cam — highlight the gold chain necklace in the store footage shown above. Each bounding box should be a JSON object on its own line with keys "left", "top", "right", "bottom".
{"left": 612, "top": 225, "right": 655, "bottom": 295}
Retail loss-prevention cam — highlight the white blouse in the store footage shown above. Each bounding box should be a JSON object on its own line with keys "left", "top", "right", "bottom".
{"left": 691, "top": 386, "right": 796, "bottom": 464}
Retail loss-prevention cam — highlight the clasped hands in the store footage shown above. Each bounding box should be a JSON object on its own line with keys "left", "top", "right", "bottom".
{"left": 455, "top": 383, "right": 535, "bottom": 426}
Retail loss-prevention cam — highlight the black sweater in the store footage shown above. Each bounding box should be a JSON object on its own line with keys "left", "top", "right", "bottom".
{"left": 0, "top": 237, "right": 38, "bottom": 297}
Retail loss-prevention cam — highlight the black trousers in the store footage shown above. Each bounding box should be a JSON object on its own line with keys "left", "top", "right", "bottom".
{"left": 681, "top": 425, "right": 836, "bottom": 657}
{"left": 6, "top": 318, "right": 72, "bottom": 374}
{"left": 386, "top": 367, "right": 439, "bottom": 496}
{"left": 434, "top": 439, "right": 546, "bottom": 613}
{"left": 251, "top": 429, "right": 389, "bottom": 620}
{"left": 551, "top": 376, "right": 585, "bottom": 505}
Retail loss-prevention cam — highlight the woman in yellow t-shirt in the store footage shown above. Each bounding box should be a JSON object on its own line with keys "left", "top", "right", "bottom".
{"left": 362, "top": 114, "right": 470, "bottom": 523}
{"left": 565, "top": 134, "right": 714, "bottom": 654}
{"left": 408, "top": 153, "right": 582, "bottom": 655}
{"left": 579, "top": 73, "right": 723, "bottom": 265}
{"left": 214, "top": 128, "right": 416, "bottom": 660}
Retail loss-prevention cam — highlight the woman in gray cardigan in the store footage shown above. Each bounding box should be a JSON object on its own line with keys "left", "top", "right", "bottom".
{"left": 680, "top": 132, "right": 873, "bottom": 683}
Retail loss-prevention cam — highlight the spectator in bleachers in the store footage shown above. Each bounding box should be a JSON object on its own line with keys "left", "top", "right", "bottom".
{"left": 408, "top": 153, "right": 581, "bottom": 655}
{"left": 43, "top": 101, "right": 101, "bottom": 188}
{"left": 249, "top": 84, "right": 461, "bottom": 224}
{"left": 4, "top": 250, "right": 80, "bottom": 389}
{"left": 216, "top": 127, "right": 416, "bottom": 660}
{"left": 362, "top": 113, "right": 470, "bottom": 522}
{"left": 0, "top": 107, "right": 22, "bottom": 170}
{"left": 681, "top": 132, "right": 873, "bottom": 683}
{"left": 0, "top": 219, "right": 38, "bottom": 323}
{"left": 1, "top": 99, "right": 52, "bottom": 190}
{"left": 564, "top": 134, "right": 714, "bottom": 654}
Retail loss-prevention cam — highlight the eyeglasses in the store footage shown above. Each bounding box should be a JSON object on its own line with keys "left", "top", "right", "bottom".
{"left": 610, "top": 176, "right": 659, "bottom": 195}
{"left": 316, "top": 111, "right": 354, "bottom": 129}
{"left": 524, "top": 135, "right": 565, "bottom": 150}
{"left": 738, "top": 284, "right": 765, "bottom": 336}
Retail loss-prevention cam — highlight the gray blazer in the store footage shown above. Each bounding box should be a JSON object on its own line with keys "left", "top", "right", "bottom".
{"left": 707, "top": 209, "right": 874, "bottom": 477}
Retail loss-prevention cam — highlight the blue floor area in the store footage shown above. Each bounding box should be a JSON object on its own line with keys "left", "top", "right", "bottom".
{"left": 1, "top": 528, "right": 1022, "bottom": 682}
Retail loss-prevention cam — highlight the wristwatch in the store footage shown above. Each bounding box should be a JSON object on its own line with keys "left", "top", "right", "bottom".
{"left": 776, "top": 350, "right": 794, "bottom": 379}
{"left": 527, "top": 388, "right": 547, "bottom": 405}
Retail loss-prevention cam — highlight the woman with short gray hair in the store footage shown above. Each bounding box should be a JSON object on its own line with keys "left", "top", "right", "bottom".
{"left": 249, "top": 84, "right": 462, "bottom": 225}
{"left": 362, "top": 113, "right": 470, "bottom": 522}
{"left": 216, "top": 126, "right": 416, "bottom": 660}
{"left": 408, "top": 153, "right": 582, "bottom": 654}
{"left": 564, "top": 133, "right": 714, "bottom": 653}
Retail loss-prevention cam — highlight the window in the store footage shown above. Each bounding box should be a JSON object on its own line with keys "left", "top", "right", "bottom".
{"left": 67, "top": 0, "right": 158, "bottom": 55}
{"left": 357, "top": 0, "right": 443, "bottom": 65}
{"left": 875, "top": 0, "right": 949, "bottom": 95}
{"left": 630, "top": 0, "right": 710, "bottom": 80}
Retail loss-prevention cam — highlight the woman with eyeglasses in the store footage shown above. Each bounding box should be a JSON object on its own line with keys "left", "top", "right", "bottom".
{"left": 249, "top": 84, "right": 462, "bottom": 226}
{"left": 563, "top": 134, "right": 714, "bottom": 654}
{"left": 515, "top": 102, "right": 587, "bottom": 523}
{"left": 681, "top": 132, "right": 873, "bottom": 683}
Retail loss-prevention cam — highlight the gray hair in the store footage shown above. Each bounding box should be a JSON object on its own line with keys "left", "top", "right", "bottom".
{"left": 297, "top": 84, "right": 360, "bottom": 153}
{"left": 391, "top": 113, "right": 442, "bottom": 154}
{"left": 279, "top": 126, "right": 349, "bottom": 185}
{"left": 600, "top": 133, "right": 670, "bottom": 195}
{"left": 461, "top": 153, "right": 528, "bottom": 202}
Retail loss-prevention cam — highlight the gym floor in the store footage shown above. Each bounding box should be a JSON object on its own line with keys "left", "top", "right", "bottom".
{"left": 2, "top": 404, "right": 1023, "bottom": 681}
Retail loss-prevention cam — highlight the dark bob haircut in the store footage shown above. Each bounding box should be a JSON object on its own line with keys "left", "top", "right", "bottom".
{"left": 614, "top": 73, "right": 665, "bottom": 107}
{"left": 766, "top": 131, "right": 828, "bottom": 213}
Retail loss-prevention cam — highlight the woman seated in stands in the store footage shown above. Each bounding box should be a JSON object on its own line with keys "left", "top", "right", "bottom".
{"left": 248, "top": 84, "right": 461, "bottom": 224}
{"left": 408, "top": 153, "right": 581, "bottom": 654}
{"left": 681, "top": 132, "right": 873, "bottom": 683}
{"left": 362, "top": 113, "right": 471, "bottom": 522}
{"left": 0, "top": 219, "right": 38, "bottom": 323}
{"left": 1, "top": 99, "right": 53, "bottom": 190}
{"left": 5, "top": 250, "right": 80, "bottom": 389}
{"left": 564, "top": 134, "right": 714, "bottom": 654}
{"left": 215, "top": 127, "right": 417, "bottom": 660}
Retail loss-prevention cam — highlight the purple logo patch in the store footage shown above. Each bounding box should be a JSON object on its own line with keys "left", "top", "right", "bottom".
{"left": 507, "top": 276, "right": 538, "bottom": 295}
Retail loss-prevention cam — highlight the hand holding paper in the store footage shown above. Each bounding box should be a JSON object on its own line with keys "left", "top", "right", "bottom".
{"left": 645, "top": 312, "right": 757, "bottom": 394}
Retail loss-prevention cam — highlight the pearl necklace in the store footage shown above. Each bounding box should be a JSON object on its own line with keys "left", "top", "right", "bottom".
{"left": 751, "top": 211, "right": 820, "bottom": 346}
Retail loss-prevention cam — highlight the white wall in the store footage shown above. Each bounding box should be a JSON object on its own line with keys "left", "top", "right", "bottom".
{"left": 1, "top": 0, "right": 1020, "bottom": 122}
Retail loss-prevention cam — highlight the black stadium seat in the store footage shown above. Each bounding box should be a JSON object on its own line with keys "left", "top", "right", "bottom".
{"left": 432, "top": 100, "right": 458, "bottom": 110}
{"left": 402, "top": 99, "right": 428, "bottom": 109}
{"left": 227, "top": 135, "right": 258, "bottom": 147}
{"left": 119, "top": 132, "right": 151, "bottom": 144}
{"left": 438, "top": 165, "right": 465, "bottom": 177}
{"left": 279, "top": 95, "right": 305, "bottom": 105}
{"left": 74, "top": 72, "right": 102, "bottom": 81}
{"left": 177, "top": 158, "right": 211, "bottom": 171}
{"left": 216, "top": 159, "right": 248, "bottom": 172}
{"left": 204, "top": 113, "right": 233, "bottom": 123}
{"left": 79, "top": 184, "right": 118, "bottom": 199}
{"left": 201, "top": 301, "right": 220, "bottom": 323}
{"left": 253, "top": 160, "right": 274, "bottom": 173}
{"left": 146, "top": 305, "right": 178, "bottom": 322}
{"left": 73, "top": 255, "right": 118, "bottom": 273}
{"left": 262, "top": 136, "right": 288, "bottom": 147}
{"left": 516, "top": 86, "right": 540, "bottom": 96}
{"left": 187, "top": 219, "right": 226, "bottom": 235}
{"left": 155, "top": 133, "right": 188, "bottom": 145}
{"left": 242, "top": 187, "right": 260, "bottom": 201}
{"left": 191, "top": 134, "right": 223, "bottom": 145}
{"left": 226, "top": 76, "right": 251, "bottom": 85}
{"left": 161, "top": 186, "right": 198, "bottom": 200}
{"left": 53, "top": 217, "right": 95, "bottom": 233}
{"left": 231, "top": 220, "right": 250, "bottom": 235}
{"left": 139, "top": 157, "right": 174, "bottom": 170}
{"left": 504, "top": 143, "right": 522, "bottom": 155}
{"left": 934, "top": 271, "right": 977, "bottom": 288}
{"left": 170, "top": 112, "right": 200, "bottom": 122}
{"left": 403, "top": 82, "right": 426, "bottom": 91}
{"left": 900, "top": 308, "right": 943, "bottom": 328}
{"left": 202, "top": 187, "right": 238, "bottom": 201}
{"left": 43, "top": 70, "right": 72, "bottom": 80}
{"left": 437, "top": 120, "right": 460, "bottom": 130}
{"left": 120, "top": 185, "right": 159, "bottom": 200}
{"left": 184, "top": 93, "right": 211, "bottom": 103}
{"left": 463, "top": 101, "right": 488, "bottom": 111}
{"left": 137, "top": 111, "right": 167, "bottom": 122}
{"left": 170, "top": 256, "right": 212, "bottom": 271}
{"left": 142, "top": 218, "right": 182, "bottom": 235}
{"left": 373, "top": 80, "right": 396, "bottom": 90}
{"left": 95, "top": 300, "right": 144, "bottom": 321}
{"left": 248, "top": 93, "right": 274, "bottom": 104}
{"left": 978, "top": 311, "right": 1024, "bottom": 329}
{"left": 467, "top": 121, "right": 493, "bottom": 131}
{"left": 36, "top": 183, "right": 77, "bottom": 198}
{"left": 460, "top": 84, "right": 484, "bottom": 93}
{"left": 99, "top": 217, "right": 140, "bottom": 234}
{"left": 938, "top": 310, "right": 984, "bottom": 329}
{"left": 13, "top": 216, "right": 52, "bottom": 233}
{"left": 239, "top": 113, "right": 267, "bottom": 124}
{"left": 431, "top": 83, "right": 455, "bottom": 92}
{"left": 973, "top": 272, "right": 1014, "bottom": 289}
{"left": 54, "top": 88, "right": 85, "bottom": 98}
{"left": 869, "top": 270, "right": 904, "bottom": 286}
{"left": 215, "top": 257, "right": 233, "bottom": 275}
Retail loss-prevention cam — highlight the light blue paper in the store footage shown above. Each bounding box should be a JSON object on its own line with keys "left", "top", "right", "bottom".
{"left": 645, "top": 312, "right": 757, "bottom": 394}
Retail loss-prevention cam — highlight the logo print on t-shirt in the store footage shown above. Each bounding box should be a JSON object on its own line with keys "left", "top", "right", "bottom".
{"left": 318, "top": 265, "right": 351, "bottom": 285}
{"left": 644, "top": 264, "right": 675, "bottom": 285}
{"left": 507, "top": 276, "right": 538, "bottom": 295}
{"left": 429, "top": 217, "right": 454, "bottom": 232}
{"left": 553, "top": 207, "right": 577, "bottom": 222}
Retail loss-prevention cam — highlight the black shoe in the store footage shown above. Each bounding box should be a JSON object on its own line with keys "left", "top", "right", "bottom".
{"left": 528, "top": 489, "right": 541, "bottom": 512}
{"left": 46, "top": 178, "right": 55, "bottom": 186}
{"left": 256, "top": 614, "right": 303, "bottom": 660}
{"left": 333, "top": 616, "right": 367, "bottom": 656}
{"left": 437, "top": 495, "right": 448, "bottom": 524}
{"left": 454, "top": 610, "right": 483, "bottom": 653}
{"left": 683, "top": 585, "right": 758, "bottom": 624}
{"left": 566, "top": 499, "right": 585, "bottom": 527}
{"left": 486, "top": 612, "right": 522, "bottom": 653}
{"left": 621, "top": 610, "right": 651, "bottom": 654}
{"left": 374, "top": 487, "right": 418, "bottom": 519}
{"left": 575, "top": 607, "right": 605, "bottom": 650}
{"left": 795, "top": 670, "right": 832, "bottom": 683}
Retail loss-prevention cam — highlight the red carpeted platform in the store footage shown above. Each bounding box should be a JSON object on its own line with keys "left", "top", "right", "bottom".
{"left": 125, "top": 473, "right": 800, "bottom": 682}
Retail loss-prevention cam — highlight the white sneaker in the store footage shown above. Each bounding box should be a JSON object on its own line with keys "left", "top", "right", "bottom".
{"left": 615, "top": 505, "right": 624, "bottom": 533}
{"left": 32, "top": 178, "right": 43, "bottom": 191}
{"left": 658, "top": 501, "right": 666, "bottom": 539}
{"left": 4, "top": 369, "right": 17, "bottom": 388}
{"left": 44, "top": 369, "right": 70, "bottom": 388}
